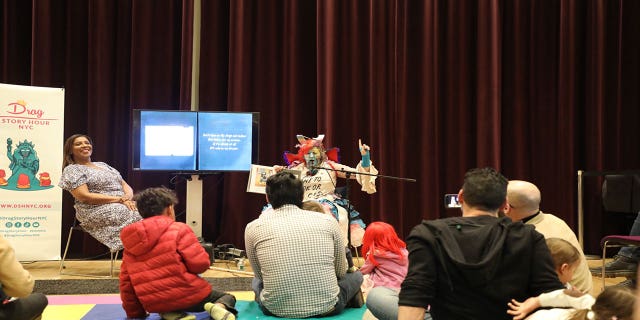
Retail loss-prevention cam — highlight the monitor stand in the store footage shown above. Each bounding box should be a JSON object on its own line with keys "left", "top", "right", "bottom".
{"left": 186, "top": 174, "right": 203, "bottom": 238}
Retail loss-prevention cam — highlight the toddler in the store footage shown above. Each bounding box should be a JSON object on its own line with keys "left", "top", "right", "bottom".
{"left": 508, "top": 238, "right": 592, "bottom": 320}
{"left": 359, "top": 221, "right": 408, "bottom": 294}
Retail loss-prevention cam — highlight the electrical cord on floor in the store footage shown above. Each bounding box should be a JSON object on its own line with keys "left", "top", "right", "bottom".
{"left": 64, "top": 251, "right": 116, "bottom": 261}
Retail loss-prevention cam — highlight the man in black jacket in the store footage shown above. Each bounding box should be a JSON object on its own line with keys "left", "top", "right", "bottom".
{"left": 398, "top": 168, "right": 564, "bottom": 320}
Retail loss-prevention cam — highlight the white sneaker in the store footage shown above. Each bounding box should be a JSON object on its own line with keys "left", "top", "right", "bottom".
{"left": 204, "top": 302, "right": 235, "bottom": 320}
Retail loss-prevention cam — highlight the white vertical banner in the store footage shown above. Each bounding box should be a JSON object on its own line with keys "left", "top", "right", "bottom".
{"left": 0, "top": 83, "right": 64, "bottom": 261}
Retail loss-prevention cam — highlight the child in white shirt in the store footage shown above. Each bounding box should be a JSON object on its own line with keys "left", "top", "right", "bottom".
{"left": 508, "top": 238, "right": 634, "bottom": 320}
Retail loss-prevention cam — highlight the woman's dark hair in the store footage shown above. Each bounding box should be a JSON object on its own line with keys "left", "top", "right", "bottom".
{"left": 133, "top": 187, "right": 179, "bottom": 218}
{"left": 265, "top": 171, "right": 304, "bottom": 209}
{"left": 62, "top": 134, "right": 92, "bottom": 168}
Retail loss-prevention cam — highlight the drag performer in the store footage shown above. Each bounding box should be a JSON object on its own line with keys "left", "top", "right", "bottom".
{"left": 273, "top": 134, "right": 378, "bottom": 247}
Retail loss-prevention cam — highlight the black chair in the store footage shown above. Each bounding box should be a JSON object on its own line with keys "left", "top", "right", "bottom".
{"left": 59, "top": 217, "right": 120, "bottom": 278}
{"left": 602, "top": 174, "right": 640, "bottom": 214}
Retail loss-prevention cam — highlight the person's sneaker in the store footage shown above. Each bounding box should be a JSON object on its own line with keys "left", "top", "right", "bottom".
{"left": 589, "top": 255, "right": 638, "bottom": 278}
{"left": 204, "top": 302, "right": 236, "bottom": 320}
{"left": 159, "top": 312, "right": 196, "bottom": 320}
{"left": 346, "top": 289, "right": 365, "bottom": 308}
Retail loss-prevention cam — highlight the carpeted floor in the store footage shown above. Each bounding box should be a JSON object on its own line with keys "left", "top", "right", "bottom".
{"left": 45, "top": 294, "right": 368, "bottom": 320}
{"left": 35, "top": 277, "right": 253, "bottom": 295}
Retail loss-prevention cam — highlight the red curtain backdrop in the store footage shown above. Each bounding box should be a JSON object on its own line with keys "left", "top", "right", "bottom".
{"left": 2, "top": 0, "right": 639, "bottom": 256}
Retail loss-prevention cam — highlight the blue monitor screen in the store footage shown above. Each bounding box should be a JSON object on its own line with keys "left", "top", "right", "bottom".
{"left": 198, "top": 112, "right": 254, "bottom": 171}
{"left": 136, "top": 110, "right": 197, "bottom": 171}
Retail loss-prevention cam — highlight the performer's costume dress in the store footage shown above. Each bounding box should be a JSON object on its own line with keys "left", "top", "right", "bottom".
{"left": 290, "top": 160, "right": 377, "bottom": 246}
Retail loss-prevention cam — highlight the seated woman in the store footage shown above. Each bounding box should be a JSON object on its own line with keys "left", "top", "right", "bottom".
{"left": 58, "top": 134, "right": 142, "bottom": 252}
{"left": 273, "top": 134, "right": 377, "bottom": 247}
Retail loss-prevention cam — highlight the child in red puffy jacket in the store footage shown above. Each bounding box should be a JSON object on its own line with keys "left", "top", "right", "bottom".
{"left": 119, "top": 187, "right": 237, "bottom": 320}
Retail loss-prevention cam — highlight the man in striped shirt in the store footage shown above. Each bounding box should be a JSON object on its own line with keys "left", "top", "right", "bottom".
{"left": 245, "top": 171, "right": 363, "bottom": 318}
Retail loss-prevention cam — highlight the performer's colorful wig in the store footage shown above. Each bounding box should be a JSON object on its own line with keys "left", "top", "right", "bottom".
{"left": 283, "top": 134, "right": 340, "bottom": 166}
{"left": 361, "top": 222, "right": 406, "bottom": 267}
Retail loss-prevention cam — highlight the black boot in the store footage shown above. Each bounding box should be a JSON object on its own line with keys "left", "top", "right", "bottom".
{"left": 590, "top": 255, "right": 638, "bottom": 278}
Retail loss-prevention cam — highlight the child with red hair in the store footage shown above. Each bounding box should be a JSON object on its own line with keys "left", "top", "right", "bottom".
{"left": 360, "top": 222, "right": 408, "bottom": 294}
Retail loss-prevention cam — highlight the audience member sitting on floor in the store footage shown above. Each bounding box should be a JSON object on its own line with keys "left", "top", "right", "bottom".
{"left": 505, "top": 180, "right": 593, "bottom": 293}
{"left": 589, "top": 210, "right": 640, "bottom": 289}
{"left": 360, "top": 221, "right": 412, "bottom": 320}
{"left": 360, "top": 221, "right": 408, "bottom": 295}
{"left": 508, "top": 238, "right": 594, "bottom": 320}
{"left": 0, "top": 234, "right": 48, "bottom": 320}
{"left": 119, "top": 187, "right": 237, "bottom": 320}
{"left": 572, "top": 286, "right": 635, "bottom": 320}
{"left": 398, "top": 167, "right": 564, "bottom": 320}
{"left": 553, "top": 286, "right": 633, "bottom": 320}
{"left": 245, "top": 171, "right": 364, "bottom": 318}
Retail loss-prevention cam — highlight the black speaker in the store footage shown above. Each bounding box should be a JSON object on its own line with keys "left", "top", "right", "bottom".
{"left": 200, "top": 241, "right": 215, "bottom": 264}
{"left": 602, "top": 175, "right": 640, "bottom": 213}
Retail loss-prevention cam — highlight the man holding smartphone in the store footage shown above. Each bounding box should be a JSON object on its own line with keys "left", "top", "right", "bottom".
{"left": 398, "top": 168, "right": 563, "bottom": 320}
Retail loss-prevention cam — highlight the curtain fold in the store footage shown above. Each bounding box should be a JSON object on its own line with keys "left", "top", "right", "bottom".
{"left": 1, "top": 1, "right": 32, "bottom": 84}
{"left": 1, "top": 0, "right": 639, "bottom": 255}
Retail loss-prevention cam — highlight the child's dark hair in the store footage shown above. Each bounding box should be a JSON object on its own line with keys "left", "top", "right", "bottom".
{"left": 361, "top": 221, "right": 406, "bottom": 266}
{"left": 134, "top": 186, "right": 178, "bottom": 218}
{"left": 545, "top": 238, "right": 581, "bottom": 268}
{"left": 567, "top": 286, "right": 635, "bottom": 320}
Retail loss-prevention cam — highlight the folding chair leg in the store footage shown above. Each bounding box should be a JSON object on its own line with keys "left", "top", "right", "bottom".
{"left": 602, "top": 240, "right": 608, "bottom": 291}
{"left": 109, "top": 250, "right": 120, "bottom": 277}
{"left": 59, "top": 227, "right": 119, "bottom": 278}
{"left": 59, "top": 226, "right": 75, "bottom": 273}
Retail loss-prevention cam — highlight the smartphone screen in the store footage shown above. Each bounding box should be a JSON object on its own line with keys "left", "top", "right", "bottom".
{"left": 444, "top": 194, "right": 461, "bottom": 208}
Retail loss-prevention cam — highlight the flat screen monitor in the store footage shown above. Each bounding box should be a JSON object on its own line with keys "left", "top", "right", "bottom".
{"left": 198, "top": 111, "right": 258, "bottom": 171}
{"left": 132, "top": 109, "right": 259, "bottom": 172}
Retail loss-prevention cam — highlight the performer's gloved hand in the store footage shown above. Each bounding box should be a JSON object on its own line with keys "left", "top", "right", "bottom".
{"left": 358, "top": 139, "right": 371, "bottom": 168}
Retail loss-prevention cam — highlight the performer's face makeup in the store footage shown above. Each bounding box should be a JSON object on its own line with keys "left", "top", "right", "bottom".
{"left": 306, "top": 147, "right": 323, "bottom": 165}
